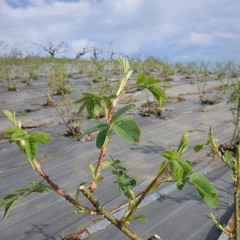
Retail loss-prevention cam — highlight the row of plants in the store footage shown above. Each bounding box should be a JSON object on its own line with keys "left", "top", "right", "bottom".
{"left": 1, "top": 58, "right": 239, "bottom": 239}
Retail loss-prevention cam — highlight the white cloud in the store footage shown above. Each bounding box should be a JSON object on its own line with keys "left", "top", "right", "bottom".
{"left": 181, "top": 32, "right": 215, "bottom": 46}
{"left": 0, "top": 0, "right": 240, "bottom": 61}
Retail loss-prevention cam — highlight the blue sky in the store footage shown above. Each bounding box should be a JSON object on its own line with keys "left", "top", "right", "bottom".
{"left": 0, "top": 0, "right": 240, "bottom": 62}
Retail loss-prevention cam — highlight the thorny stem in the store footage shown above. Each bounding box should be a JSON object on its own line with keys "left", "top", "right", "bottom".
{"left": 32, "top": 159, "right": 95, "bottom": 215}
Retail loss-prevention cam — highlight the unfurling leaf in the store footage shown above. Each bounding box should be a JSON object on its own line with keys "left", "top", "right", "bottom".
{"left": 170, "top": 160, "right": 183, "bottom": 181}
{"left": 88, "top": 163, "right": 95, "bottom": 178}
{"left": 161, "top": 149, "right": 180, "bottom": 161}
{"left": 177, "top": 134, "right": 189, "bottom": 154}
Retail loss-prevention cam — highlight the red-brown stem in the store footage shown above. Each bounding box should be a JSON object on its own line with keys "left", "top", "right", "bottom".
{"left": 32, "top": 159, "right": 94, "bottom": 214}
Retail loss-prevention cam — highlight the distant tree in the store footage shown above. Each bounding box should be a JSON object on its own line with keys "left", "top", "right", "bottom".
{"left": 75, "top": 45, "right": 92, "bottom": 59}
{"left": 34, "top": 39, "right": 67, "bottom": 57}
{"left": 105, "top": 41, "right": 123, "bottom": 60}
{"left": 92, "top": 46, "right": 101, "bottom": 59}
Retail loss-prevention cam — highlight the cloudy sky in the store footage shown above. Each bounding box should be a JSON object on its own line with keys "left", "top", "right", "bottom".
{"left": 0, "top": 0, "right": 240, "bottom": 62}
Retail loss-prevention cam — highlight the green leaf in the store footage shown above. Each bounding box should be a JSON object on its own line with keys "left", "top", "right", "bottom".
{"left": 190, "top": 172, "right": 219, "bottom": 208}
{"left": 3, "top": 199, "right": 18, "bottom": 221}
{"left": 224, "top": 150, "right": 234, "bottom": 167}
{"left": 24, "top": 140, "right": 33, "bottom": 160}
{"left": 3, "top": 110, "right": 15, "bottom": 123}
{"left": 102, "top": 96, "right": 112, "bottom": 109}
{"left": 86, "top": 99, "right": 102, "bottom": 118}
{"left": 194, "top": 144, "right": 204, "bottom": 152}
{"left": 101, "top": 161, "right": 112, "bottom": 170}
{"left": 113, "top": 119, "right": 140, "bottom": 143}
{"left": 177, "top": 134, "right": 189, "bottom": 154}
{"left": 147, "top": 85, "right": 167, "bottom": 105}
{"left": 72, "top": 208, "right": 86, "bottom": 214}
{"left": 178, "top": 159, "right": 192, "bottom": 174}
{"left": 176, "top": 176, "right": 190, "bottom": 190}
{"left": 170, "top": 160, "right": 183, "bottom": 181}
{"left": 0, "top": 194, "right": 21, "bottom": 221}
{"left": 110, "top": 104, "right": 135, "bottom": 123}
{"left": 116, "top": 58, "right": 132, "bottom": 96}
{"left": 88, "top": 163, "right": 95, "bottom": 178}
{"left": 129, "top": 215, "right": 148, "bottom": 222}
{"left": 161, "top": 149, "right": 180, "bottom": 161}
{"left": 81, "top": 122, "right": 108, "bottom": 137}
{"left": 10, "top": 132, "right": 29, "bottom": 141}
{"left": 4, "top": 127, "right": 26, "bottom": 135}
{"left": 96, "top": 127, "right": 110, "bottom": 149}
{"left": 29, "top": 133, "right": 51, "bottom": 144}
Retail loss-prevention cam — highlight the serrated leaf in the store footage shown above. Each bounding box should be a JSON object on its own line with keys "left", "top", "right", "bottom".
{"left": 190, "top": 172, "right": 219, "bottom": 208}
{"left": 177, "top": 134, "right": 189, "bottom": 154}
{"left": 96, "top": 127, "right": 110, "bottom": 149}
{"left": 178, "top": 159, "right": 192, "bottom": 174}
{"left": 10, "top": 132, "right": 29, "bottom": 141}
{"left": 170, "top": 160, "right": 183, "bottom": 181}
{"left": 113, "top": 120, "right": 140, "bottom": 143}
{"left": 161, "top": 149, "right": 180, "bottom": 161}
{"left": 4, "top": 128, "right": 26, "bottom": 134}
{"left": 3, "top": 110, "right": 15, "bottom": 123}
{"left": 110, "top": 104, "right": 135, "bottom": 123}
{"left": 29, "top": 133, "right": 51, "bottom": 144}
{"left": 86, "top": 99, "right": 102, "bottom": 118}
{"left": 102, "top": 96, "right": 112, "bottom": 109}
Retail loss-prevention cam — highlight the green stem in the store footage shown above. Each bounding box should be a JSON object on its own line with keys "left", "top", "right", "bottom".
{"left": 80, "top": 186, "right": 144, "bottom": 240}
{"left": 231, "top": 98, "right": 240, "bottom": 145}
{"left": 235, "top": 146, "right": 240, "bottom": 240}
{"left": 92, "top": 94, "right": 122, "bottom": 190}
{"left": 124, "top": 163, "right": 170, "bottom": 222}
